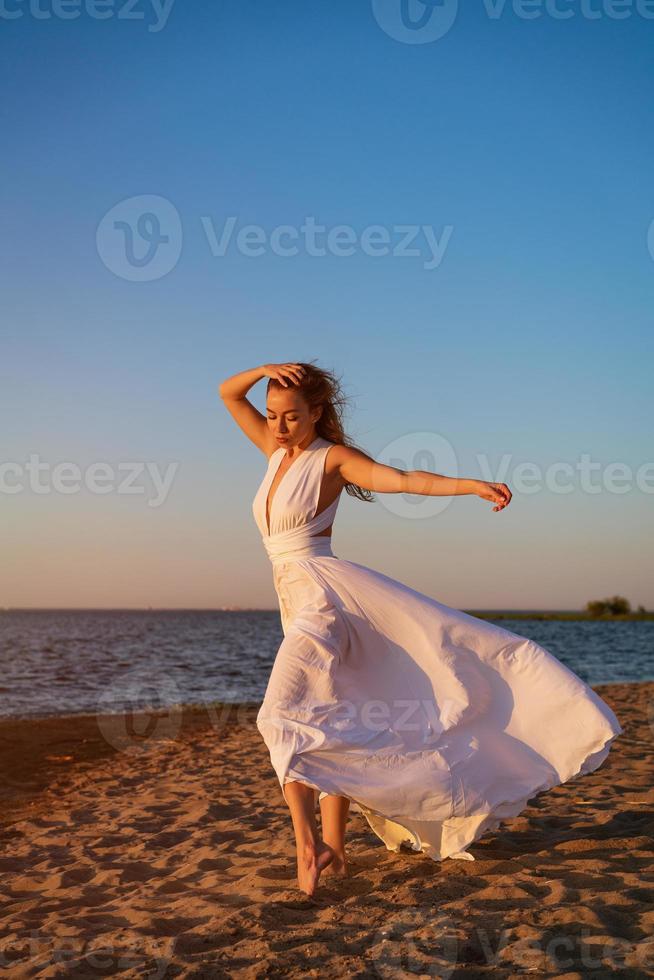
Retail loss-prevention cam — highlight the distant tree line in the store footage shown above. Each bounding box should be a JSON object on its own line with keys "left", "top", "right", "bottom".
{"left": 585, "top": 595, "right": 648, "bottom": 617}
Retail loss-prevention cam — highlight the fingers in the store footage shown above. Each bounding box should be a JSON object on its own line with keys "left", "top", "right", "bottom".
{"left": 286, "top": 364, "right": 306, "bottom": 384}
{"left": 276, "top": 363, "right": 306, "bottom": 387}
{"left": 490, "top": 482, "right": 512, "bottom": 512}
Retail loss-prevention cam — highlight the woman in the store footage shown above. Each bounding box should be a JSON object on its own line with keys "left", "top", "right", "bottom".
{"left": 219, "top": 360, "right": 623, "bottom": 897}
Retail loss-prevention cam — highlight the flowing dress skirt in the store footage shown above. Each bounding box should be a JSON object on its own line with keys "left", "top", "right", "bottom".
{"left": 256, "top": 554, "right": 623, "bottom": 862}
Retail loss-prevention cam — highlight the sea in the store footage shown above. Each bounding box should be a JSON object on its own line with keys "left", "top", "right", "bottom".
{"left": 0, "top": 610, "right": 652, "bottom": 721}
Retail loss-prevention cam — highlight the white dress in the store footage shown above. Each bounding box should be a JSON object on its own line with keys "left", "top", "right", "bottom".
{"left": 253, "top": 435, "right": 623, "bottom": 862}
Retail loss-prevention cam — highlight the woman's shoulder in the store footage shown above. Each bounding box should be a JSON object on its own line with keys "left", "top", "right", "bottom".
{"left": 321, "top": 439, "right": 357, "bottom": 458}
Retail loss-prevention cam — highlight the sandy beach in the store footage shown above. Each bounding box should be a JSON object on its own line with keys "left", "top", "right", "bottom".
{"left": 1, "top": 680, "right": 652, "bottom": 978}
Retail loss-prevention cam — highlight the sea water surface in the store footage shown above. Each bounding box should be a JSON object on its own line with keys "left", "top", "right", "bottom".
{"left": 0, "top": 610, "right": 651, "bottom": 720}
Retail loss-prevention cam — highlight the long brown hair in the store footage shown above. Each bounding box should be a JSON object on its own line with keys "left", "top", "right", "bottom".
{"left": 267, "top": 359, "right": 374, "bottom": 503}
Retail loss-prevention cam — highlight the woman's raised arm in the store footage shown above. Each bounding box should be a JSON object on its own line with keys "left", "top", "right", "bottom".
{"left": 218, "top": 363, "right": 306, "bottom": 454}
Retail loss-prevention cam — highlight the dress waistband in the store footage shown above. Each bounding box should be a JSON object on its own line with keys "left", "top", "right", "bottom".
{"left": 263, "top": 531, "right": 335, "bottom": 565}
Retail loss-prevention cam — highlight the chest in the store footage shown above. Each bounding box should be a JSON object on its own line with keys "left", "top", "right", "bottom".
{"left": 252, "top": 443, "right": 341, "bottom": 537}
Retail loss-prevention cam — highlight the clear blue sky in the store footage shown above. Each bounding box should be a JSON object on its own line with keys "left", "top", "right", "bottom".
{"left": 2, "top": 1, "right": 653, "bottom": 609}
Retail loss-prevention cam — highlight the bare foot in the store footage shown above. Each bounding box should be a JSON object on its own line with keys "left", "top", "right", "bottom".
{"left": 321, "top": 851, "right": 348, "bottom": 878}
{"left": 297, "top": 840, "right": 335, "bottom": 896}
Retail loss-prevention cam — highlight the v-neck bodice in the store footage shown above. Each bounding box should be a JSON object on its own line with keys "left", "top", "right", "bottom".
{"left": 252, "top": 436, "right": 341, "bottom": 564}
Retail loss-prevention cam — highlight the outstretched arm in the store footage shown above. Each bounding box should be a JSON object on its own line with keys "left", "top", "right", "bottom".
{"left": 334, "top": 445, "right": 512, "bottom": 513}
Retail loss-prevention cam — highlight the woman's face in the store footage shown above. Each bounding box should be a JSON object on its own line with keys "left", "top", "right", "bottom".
{"left": 266, "top": 388, "right": 319, "bottom": 449}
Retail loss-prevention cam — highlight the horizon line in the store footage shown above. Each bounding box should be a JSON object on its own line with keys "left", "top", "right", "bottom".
{"left": 1, "top": 606, "right": 591, "bottom": 613}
